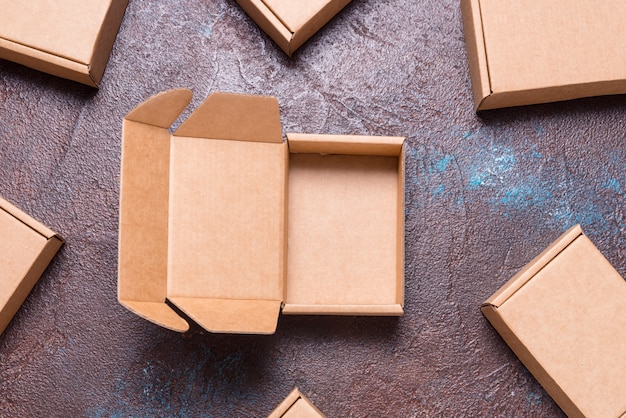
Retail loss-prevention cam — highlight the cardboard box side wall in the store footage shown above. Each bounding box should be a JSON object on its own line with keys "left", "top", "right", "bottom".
{"left": 460, "top": 0, "right": 491, "bottom": 110}
{"left": 236, "top": 0, "right": 293, "bottom": 54}
{"left": 481, "top": 305, "right": 582, "bottom": 417}
{"left": 0, "top": 198, "right": 64, "bottom": 335}
{"left": 88, "top": 0, "right": 130, "bottom": 86}
{"left": 482, "top": 226, "right": 626, "bottom": 418}
{"left": 118, "top": 89, "right": 193, "bottom": 333}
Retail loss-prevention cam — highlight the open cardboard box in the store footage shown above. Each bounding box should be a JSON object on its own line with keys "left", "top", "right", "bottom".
{"left": 236, "top": 0, "right": 352, "bottom": 56}
{"left": 118, "top": 89, "right": 405, "bottom": 334}
{"left": 0, "top": 0, "right": 128, "bottom": 87}
{"left": 461, "top": 0, "right": 626, "bottom": 110}
{"left": 268, "top": 388, "right": 325, "bottom": 418}
{"left": 0, "top": 197, "right": 64, "bottom": 335}
{"left": 482, "top": 225, "right": 626, "bottom": 418}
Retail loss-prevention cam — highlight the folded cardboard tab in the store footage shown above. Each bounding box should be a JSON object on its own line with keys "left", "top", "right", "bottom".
{"left": 268, "top": 388, "right": 325, "bottom": 418}
{"left": 0, "top": 0, "right": 128, "bottom": 87}
{"left": 482, "top": 225, "right": 626, "bottom": 418}
{"left": 119, "top": 89, "right": 405, "bottom": 334}
{"left": 461, "top": 0, "right": 626, "bottom": 110}
{"left": 236, "top": 0, "right": 352, "bottom": 56}
{"left": 0, "top": 197, "right": 64, "bottom": 335}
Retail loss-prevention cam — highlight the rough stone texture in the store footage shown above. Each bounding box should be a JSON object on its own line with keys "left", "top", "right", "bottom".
{"left": 0, "top": 0, "right": 624, "bottom": 416}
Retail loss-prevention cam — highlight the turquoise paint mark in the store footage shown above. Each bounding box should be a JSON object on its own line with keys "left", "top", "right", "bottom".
{"left": 603, "top": 178, "right": 621, "bottom": 193}
{"left": 468, "top": 173, "right": 486, "bottom": 189}
{"left": 467, "top": 146, "right": 516, "bottom": 190}
{"left": 528, "top": 391, "right": 542, "bottom": 405}
{"left": 434, "top": 155, "right": 454, "bottom": 173}
{"left": 203, "top": 7, "right": 225, "bottom": 37}
{"left": 498, "top": 183, "right": 553, "bottom": 209}
{"left": 433, "top": 184, "right": 445, "bottom": 196}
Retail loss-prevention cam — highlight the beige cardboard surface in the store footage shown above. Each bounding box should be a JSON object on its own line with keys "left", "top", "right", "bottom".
{"left": 119, "top": 90, "right": 404, "bottom": 334}
{"left": 482, "top": 225, "right": 626, "bottom": 418}
{"left": 285, "top": 152, "right": 400, "bottom": 313}
{"left": 0, "top": 198, "right": 64, "bottom": 335}
{"left": 462, "top": 0, "right": 626, "bottom": 110}
{"left": 236, "top": 0, "right": 351, "bottom": 56}
{"left": 0, "top": 0, "right": 128, "bottom": 87}
{"left": 268, "top": 388, "right": 325, "bottom": 418}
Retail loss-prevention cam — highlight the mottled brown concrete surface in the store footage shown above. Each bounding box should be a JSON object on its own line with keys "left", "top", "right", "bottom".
{"left": 0, "top": 0, "right": 624, "bottom": 416}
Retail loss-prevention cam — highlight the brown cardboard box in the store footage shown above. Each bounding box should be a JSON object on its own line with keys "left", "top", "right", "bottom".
{"left": 461, "top": 0, "right": 626, "bottom": 110}
{"left": 268, "top": 388, "right": 325, "bottom": 418}
{"left": 236, "top": 0, "right": 351, "bottom": 56}
{"left": 0, "top": 0, "right": 128, "bottom": 87}
{"left": 482, "top": 225, "right": 626, "bottom": 418}
{"left": 118, "top": 89, "right": 405, "bottom": 334}
{"left": 0, "top": 197, "right": 64, "bottom": 335}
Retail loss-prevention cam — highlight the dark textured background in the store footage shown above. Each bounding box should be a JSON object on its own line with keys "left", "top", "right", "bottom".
{"left": 1, "top": 0, "right": 624, "bottom": 416}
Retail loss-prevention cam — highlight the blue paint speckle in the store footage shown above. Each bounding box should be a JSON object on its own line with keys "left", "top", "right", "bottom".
{"left": 434, "top": 155, "right": 454, "bottom": 173}
{"left": 603, "top": 178, "right": 621, "bottom": 193}
{"left": 528, "top": 391, "right": 543, "bottom": 405}
{"left": 433, "top": 184, "right": 445, "bottom": 196}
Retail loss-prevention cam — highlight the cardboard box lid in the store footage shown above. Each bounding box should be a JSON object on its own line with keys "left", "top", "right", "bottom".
{"left": 119, "top": 90, "right": 404, "bottom": 334}
{"left": 236, "top": 0, "right": 351, "bottom": 56}
{"left": 0, "top": 0, "right": 128, "bottom": 86}
{"left": 0, "top": 197, "right": 64, "bottom": 334}
{"left": 268, "top": 388, "right": 325, "bottom": 418}
{"left": 461, "top": 0, "right": 626, "bottom": 110}
{"left": 119, "top": 89, "right": 286, "bottom": 334}
{"left": 482, "top": 225, "right": 626, "bottom": 418}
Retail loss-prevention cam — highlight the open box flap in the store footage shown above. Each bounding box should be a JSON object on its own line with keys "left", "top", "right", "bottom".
{"left": 119, "top": 89, "right": 193, "bottom": 331}
{"left": 174, "top": 92, "right": 282, "bottom": 143}
{"left": 169, "top": 297, "right": 281, "bottom": 334}
{"left": 125, "top": 88, "right": 193, "bottom": 128}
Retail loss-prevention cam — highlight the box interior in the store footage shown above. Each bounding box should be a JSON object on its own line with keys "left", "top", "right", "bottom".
{"left": 286, "top": 152, "right": 400, "bottom": 308}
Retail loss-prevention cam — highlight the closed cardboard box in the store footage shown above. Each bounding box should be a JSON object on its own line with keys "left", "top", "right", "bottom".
{"left": 461, "top": 0, "right": 626, "bottom": 110}
{"left": 236, "top": 0, "right": 351, "bottom": 56}
{"left": 268, "top": 388, "right": 325, "bottom": 418}
{"left": 0, "top": 197, "right": 64, "bottom": 335}
{"left": 0, "top": 0, "right": 128, "bottom": 87}
{"left": 482, "top": 225, "right": 626, "bottom": 418}
{"left": 118, "top": 89, "right": 405, "bottom": 334}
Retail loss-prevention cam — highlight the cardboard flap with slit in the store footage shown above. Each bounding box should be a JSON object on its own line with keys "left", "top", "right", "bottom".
{"left": 174, "top": 92, "right": 282, "bottom": 142}
{"left": 169, "top": 298, "right": 282, "bottom": 334}
{"left": 119, "top": 88, "right": 193, "bottom": 332}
